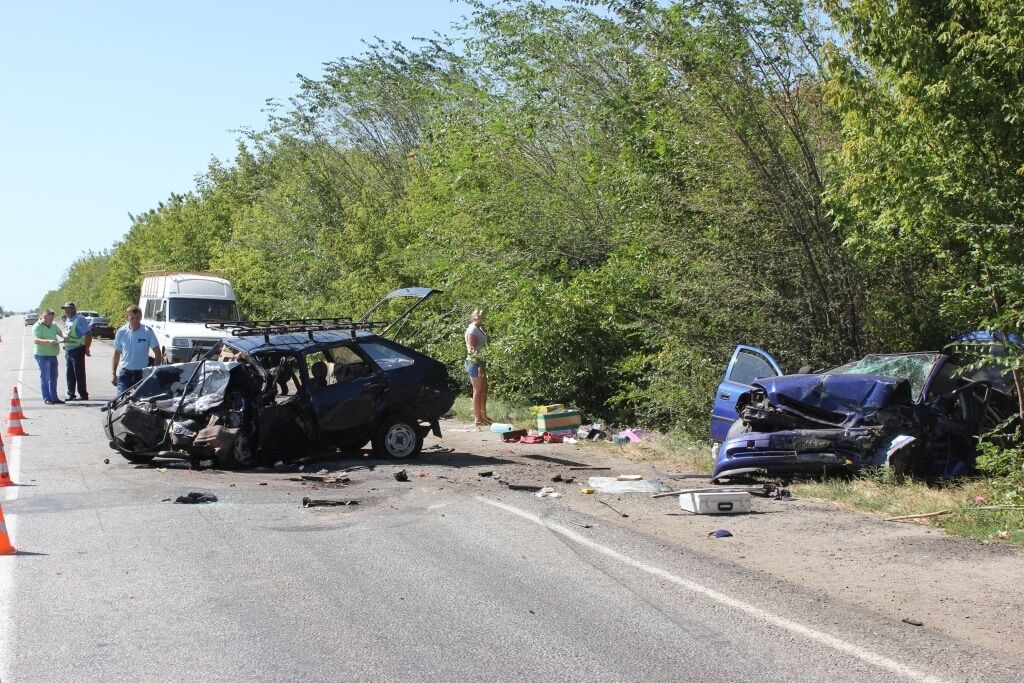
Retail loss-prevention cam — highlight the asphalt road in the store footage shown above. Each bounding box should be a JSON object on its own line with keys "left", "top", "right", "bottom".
{"left": 0, "top": 316, "right": 1020, "bottom": 682}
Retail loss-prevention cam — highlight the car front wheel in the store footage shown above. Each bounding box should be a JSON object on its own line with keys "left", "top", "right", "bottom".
{"left": 373, "top": 415, "right": 423, "bottom": 459}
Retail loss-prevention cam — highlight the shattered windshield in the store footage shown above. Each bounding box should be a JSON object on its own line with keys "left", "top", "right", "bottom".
{"left": 151, "top": 361, "right": 238, "bottom": 414}
{"left": 827, "top": 353, "right": 940, "bottom": 400}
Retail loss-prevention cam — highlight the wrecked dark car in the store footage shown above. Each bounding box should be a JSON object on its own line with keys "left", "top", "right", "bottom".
{"left": 710, "top": 333, "right": 1021, "bottom": 481}
{"left": 103, "top": 288, "right": 458, "bottom": 467}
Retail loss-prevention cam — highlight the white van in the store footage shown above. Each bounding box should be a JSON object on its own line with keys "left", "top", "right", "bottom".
{"left": 140, "top": 272, "right": 241, "bottom": 363}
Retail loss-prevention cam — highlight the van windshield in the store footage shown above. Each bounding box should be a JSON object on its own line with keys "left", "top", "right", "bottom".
{"left": 168, "top": 298, "right": 240, "bottom": 323}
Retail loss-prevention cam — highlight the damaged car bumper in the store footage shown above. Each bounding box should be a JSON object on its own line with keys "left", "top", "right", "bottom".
{"left": 714, "top": 428, "right": 880, "bottom": 479}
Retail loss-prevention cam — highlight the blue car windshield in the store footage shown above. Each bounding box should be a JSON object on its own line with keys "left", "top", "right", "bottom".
{"left": 827, "top": 353, "right": 940, "bottom": 400}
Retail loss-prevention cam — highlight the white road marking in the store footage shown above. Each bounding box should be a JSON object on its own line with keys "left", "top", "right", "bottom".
{"left": 477, "top": 497, "right": 947, "bottom": 683}
{"left": 0, "top": 324, "right": 27, "bottom": 682}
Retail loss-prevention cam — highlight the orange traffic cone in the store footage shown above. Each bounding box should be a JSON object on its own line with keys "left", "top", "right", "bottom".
{"left": 0, "top": 435, "right": 13, "bottom": 486}
{"left": 0, "top": 504, "right": 16, "bottom": 555}
{"left": 5, "top": 406, "right": 26, "bottom": 437}
{"left": 9, "top": 387, "right": 25, "bottom": 420}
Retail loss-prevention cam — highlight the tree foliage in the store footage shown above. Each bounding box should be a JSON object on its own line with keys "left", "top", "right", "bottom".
{"left": 37, "top": 0, "right": 1022, "bottom": 440}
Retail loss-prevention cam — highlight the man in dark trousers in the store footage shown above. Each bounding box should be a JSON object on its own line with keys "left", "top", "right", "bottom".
{"left": 62, "top": 302, "right": 92, "bottom": 400}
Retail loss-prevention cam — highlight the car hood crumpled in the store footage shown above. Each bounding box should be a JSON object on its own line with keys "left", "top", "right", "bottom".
{"left": 754, "top": 373, "right": 914, "bottom": 425}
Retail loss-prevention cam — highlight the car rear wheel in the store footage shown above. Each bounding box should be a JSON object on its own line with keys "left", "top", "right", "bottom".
{"left": 373, "top": 415, "right": 423, "bottom": 459}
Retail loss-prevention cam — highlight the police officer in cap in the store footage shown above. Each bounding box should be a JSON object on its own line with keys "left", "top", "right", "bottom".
{"left": 62, "top": 301, "right": 92, "bottom": 400}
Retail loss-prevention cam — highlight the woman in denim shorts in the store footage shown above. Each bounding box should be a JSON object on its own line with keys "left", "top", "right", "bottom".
{"left": 465, "top": 309, "right": 491, "bottom": 427}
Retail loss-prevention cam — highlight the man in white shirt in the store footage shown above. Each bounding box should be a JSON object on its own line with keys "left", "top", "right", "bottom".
{"left": 112, "top": 305, "right": 162, "bottom": 395}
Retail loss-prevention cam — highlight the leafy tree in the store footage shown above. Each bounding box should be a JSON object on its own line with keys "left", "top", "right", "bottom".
{"left": 827, "top": 0, "right": 1024, "bottom": 418}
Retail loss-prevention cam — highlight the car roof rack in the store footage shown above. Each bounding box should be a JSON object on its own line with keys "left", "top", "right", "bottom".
{"left": 206, "top": 318, "right": 387, "bottom": 343}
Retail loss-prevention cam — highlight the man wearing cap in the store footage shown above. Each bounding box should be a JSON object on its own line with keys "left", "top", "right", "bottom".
{"left": 61, "top": 302, "right": 92, "bottom": 401}
{"left": 112, "top": 305, "right": 161, "bottom": 395}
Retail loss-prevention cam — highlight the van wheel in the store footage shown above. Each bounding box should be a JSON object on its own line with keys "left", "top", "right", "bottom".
{"left": 372, "top": 415, "right": 423, "bottom": 459}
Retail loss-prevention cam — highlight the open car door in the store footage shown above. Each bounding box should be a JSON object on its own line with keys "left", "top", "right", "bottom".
{"left": 358, "top": 287, "right": 440, "bottom": 340}
{"left": 710, "top": 345, "right": 783, "bottom": 442}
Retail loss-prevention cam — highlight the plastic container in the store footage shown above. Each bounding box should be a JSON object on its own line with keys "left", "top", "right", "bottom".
{"left": 490, "top": 423, "right": 514, "bottom": 433}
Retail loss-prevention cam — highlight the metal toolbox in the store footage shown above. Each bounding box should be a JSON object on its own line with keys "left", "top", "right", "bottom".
{"left": 679, "top": 490, "right": 751, "bottom": 515}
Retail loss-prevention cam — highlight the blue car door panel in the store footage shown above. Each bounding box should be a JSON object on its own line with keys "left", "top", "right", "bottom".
{"left": 710, "top": 345, "right": 783, "bottom": 441}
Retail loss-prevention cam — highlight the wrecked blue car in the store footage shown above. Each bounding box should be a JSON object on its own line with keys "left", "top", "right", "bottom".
{"left": 710, "top": 334, "right": 1020, "bottom": 481}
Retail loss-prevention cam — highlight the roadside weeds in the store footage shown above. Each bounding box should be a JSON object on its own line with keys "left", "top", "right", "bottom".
{"left": 794, "top": 478, "right": 1024, "bottom": 547}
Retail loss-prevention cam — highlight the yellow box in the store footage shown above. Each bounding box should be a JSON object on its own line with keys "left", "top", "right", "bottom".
{"left": 536, "top": 409, "right": 581, "bottom": 432}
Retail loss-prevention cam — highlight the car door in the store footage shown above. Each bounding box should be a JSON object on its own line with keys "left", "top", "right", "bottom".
{"left": 311, "top": 344, "right": 388, "bottom": 443}
{"left": 710, "top": 345, "right": 783, "bottom": 441}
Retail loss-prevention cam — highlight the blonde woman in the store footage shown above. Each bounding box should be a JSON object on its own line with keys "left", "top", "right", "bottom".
{"left": 465, "top": 309, "right": 491, "bottom": 427}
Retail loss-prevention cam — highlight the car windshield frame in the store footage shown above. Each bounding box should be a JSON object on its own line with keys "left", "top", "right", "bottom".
{"left": 826, "top": 352, "right": 941, "bottom": 401}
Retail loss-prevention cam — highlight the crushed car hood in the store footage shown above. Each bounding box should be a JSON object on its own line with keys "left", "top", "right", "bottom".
{"left": 754, "top": 373, "right": 914, "bottom": 425}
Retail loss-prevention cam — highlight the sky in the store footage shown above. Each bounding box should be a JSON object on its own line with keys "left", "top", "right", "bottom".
{"left": 0, "top": 0, "right": 470, "bottom": 311}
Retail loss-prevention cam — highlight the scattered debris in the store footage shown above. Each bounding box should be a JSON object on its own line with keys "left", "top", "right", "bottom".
{"left": 901, "top": 618, "right": 924, "bottom": 627}
{"left": 597, "top": 499, "right": 629, "bottom": 518}
{"left": 551, "top": 474, "right": 575, "bottom": 484}
{"left": 103, "top": 458, "right": 110, "bottom": 464}
{"left": 478, "top": 471, "right": 494, "bottom": 477}
{"left": 536, "top": 487, "right": 561, "bottom": 499}
{"left": 258, "top": 482, "right": 267, "bottom": 486}
{"left": 504, "top": 483, "right": 544, "bottom": 492}
{"left": 886, "top": 504, "right": 1024, "bottom": 523}
{"left": 709, "top": 529, "right": 733, "bottom": 538}
{"left": 302, "top": 497, "right": 358, "bottom": 508}
{"left": 523, "top": 454, "right": 591, "bottom": 467}
{"left": 616, "top": 474, "right": 643, "bottom": 481}
{"left": 653, "top": 484, "right": 778, "bottom": 499}
{"left": 301, "top": 474, "right": 349, "bottom": 484}
{"left": 581, "top": 487, "right": 595, "bottom": 494}
{"left": 173, "top": 491, "right": 218, "bottom": 504}
{"left": 568, "top": 466, "right": 610, "bottom": 471}
{"left": 501, "top": 429, "right": 528, "bottom": 443}
{"left": 394, "top": 469, "right": 409, "bottom": 482}
{"left": 422, "top": 444, "right": 455, "bottom": 453}
{"left": 588, "top": 476, "right": 671, "bottom": 494}
{"left": 576, "top": 426, "right": 607, "bottom": 441}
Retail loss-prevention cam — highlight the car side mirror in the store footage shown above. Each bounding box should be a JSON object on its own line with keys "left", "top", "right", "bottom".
{"left": 155, "top": 309, "right": 165, "bottom": 322}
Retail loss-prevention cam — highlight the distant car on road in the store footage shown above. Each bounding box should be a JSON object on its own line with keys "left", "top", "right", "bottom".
{"left": 710, "top": 332, "right": 1021, "bottom": 482}
{"left": 103, "top": 287, "right": 457, "bottom": 467}
{"left": 79, "top": 310, "right": 114, "bottom": 338}
{"left": 24, "top": 312, "right": 38, "bottom": 326}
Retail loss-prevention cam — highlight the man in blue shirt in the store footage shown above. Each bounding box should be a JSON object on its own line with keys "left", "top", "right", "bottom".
{"left": 111, "top": 305, "right": 162, "bottom": 396}
{"left": 62, "top": 302, "right": 92, "bottom": 401}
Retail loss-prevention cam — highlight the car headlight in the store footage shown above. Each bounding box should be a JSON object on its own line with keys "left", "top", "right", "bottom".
{"left": 170, "top": 338, "right": 193, "bottom": 347}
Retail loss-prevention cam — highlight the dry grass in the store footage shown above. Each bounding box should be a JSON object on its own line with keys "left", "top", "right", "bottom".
{"left": 795, "top": 477, "right": 1024, "bottom": 547}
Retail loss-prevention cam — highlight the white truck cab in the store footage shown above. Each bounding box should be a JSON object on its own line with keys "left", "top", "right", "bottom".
{"left": 139, "top": 272, "right": 241, "bottom": 363}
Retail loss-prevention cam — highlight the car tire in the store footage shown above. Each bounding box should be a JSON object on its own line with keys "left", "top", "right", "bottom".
{"left": 726, "top": 418, "right": 753, "bottom": 440}
{"left": 372, "top": 415, "right": 423, "bottom": 459}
